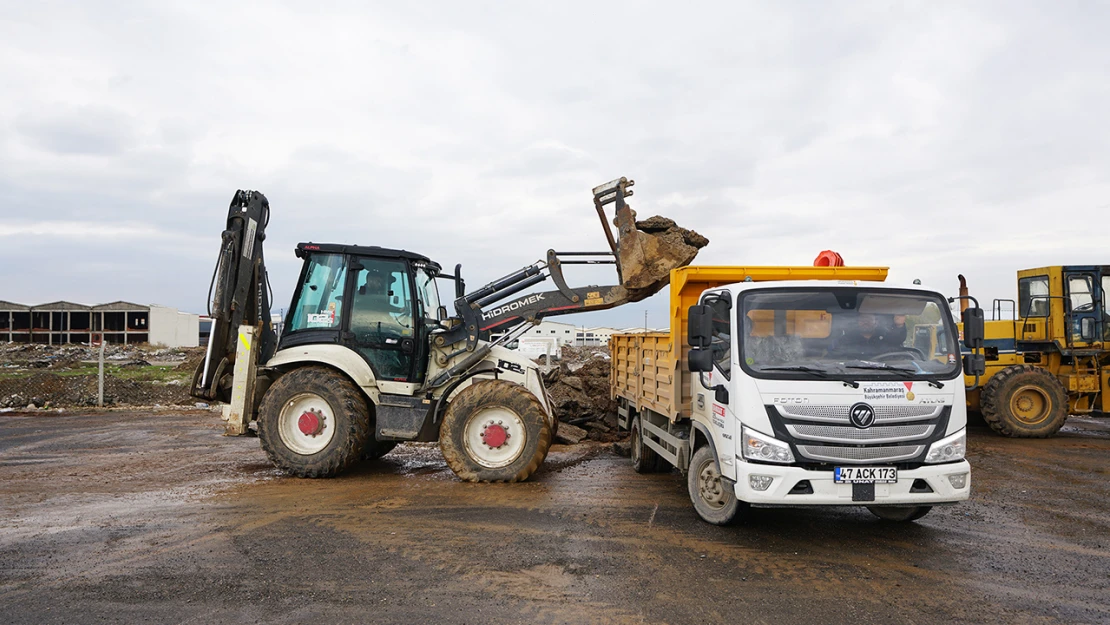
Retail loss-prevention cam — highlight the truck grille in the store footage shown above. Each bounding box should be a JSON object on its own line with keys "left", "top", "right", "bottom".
{"left": 796, "top": 445, "right": 926, "bottom": 464}
{"left": 786, "top": 424, "right": 934, "bottom": 444}
{"left": 767, "top": 404, "right": 951, "bottom": 466}
{"left": 778, "top": 405, "right": 940, "bottom": 424}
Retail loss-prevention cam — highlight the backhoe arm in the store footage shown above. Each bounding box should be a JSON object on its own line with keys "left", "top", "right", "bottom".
{"left": 191, "top": 190, "right": 277, "bottom": 402}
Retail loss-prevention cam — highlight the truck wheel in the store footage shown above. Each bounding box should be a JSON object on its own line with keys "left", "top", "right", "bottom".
{"left": 361, "top": 440, "right": 398, "bottom": 461}
{"left": 687, "top": 445, "right": 746, "bottom": 525}
{"left": 630, "top": 416, "right": 661, "bottom": 473}
{"left": 867, "top": 506, "right": 932, "bottom": 522}
{"left": 439, "top": 379, "right": 551, "bottom": 483}
{"left": 980, "top": 365, "right": 1068, "bottom": 437}
{"left": 257, "top": 367, "right": 370, "bottom": 478}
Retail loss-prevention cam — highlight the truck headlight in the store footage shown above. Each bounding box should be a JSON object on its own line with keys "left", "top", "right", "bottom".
{"left": 742, "top": 426, "right": 795, "bottom": 464}
{"left": 925, "top": 429, "right": 966, "bottom": 464}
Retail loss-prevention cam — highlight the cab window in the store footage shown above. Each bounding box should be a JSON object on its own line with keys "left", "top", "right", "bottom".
{"left": 289, "top": 254, "right": 347, "bottom": 331}
{"left": 1018, "top": 276, "right": 1049, "bottom": 318}
{"left": 705, "top": 296, "right": 732, "bottom": 379}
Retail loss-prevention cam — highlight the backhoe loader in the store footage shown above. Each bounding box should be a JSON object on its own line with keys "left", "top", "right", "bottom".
{"left": 191, "top": 177, "right": 705, "bottom": 482}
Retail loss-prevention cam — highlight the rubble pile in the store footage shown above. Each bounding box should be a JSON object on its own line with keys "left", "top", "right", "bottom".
{"left": 542, "top": 346, "right": 625, "bottom": 444}
{"left": 0, "top": 343, "right": 204, "bottom": 409}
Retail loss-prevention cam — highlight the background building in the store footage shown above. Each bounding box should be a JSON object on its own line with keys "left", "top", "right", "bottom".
{"left": 0, "top": 301, "right": 200, "bottom": 347}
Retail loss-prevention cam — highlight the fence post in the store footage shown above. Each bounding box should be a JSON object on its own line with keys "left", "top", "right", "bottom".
{"left": 94, "top": 333, "right": 105, "bottom": 407}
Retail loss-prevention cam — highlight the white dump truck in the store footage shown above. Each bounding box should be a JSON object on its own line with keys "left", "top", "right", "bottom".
{"left": 611, "top": 265, "right": 985, "bottom": 524}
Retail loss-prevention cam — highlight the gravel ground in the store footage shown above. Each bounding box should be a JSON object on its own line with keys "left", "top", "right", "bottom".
{"left": 0, "top": 410, "right": 1107, "bottom": 624}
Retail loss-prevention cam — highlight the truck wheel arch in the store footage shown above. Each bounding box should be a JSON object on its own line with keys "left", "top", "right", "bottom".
{"left": 689, "top": 421, "right": 718, "bottom": 474}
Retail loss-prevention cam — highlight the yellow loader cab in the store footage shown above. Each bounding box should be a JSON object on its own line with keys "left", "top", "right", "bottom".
{"left": 962, "top": 265, "right": 1110, "bottom": 437}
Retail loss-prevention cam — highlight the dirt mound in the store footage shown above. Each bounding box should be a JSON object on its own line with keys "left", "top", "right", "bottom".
{"left": 0, "top": 372, "right": 194, "bottom": 409}
{"left": 174, "top": 348, "right": 207, "bottom": 373}
{"left": 542, "top": 347, "right": 623, "bottom": 443}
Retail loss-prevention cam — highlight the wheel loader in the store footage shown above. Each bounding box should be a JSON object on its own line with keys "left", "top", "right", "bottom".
{"left": 959, "top": 266, "right": 1110, "bottom": 437}
{"left": 191, "top": 177, "right": 706, "bottom": 481}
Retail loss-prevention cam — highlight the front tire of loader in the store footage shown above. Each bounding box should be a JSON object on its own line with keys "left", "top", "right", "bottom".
{"left": 439, "top": 379, "right": 552, "bottom": 483}
{"left": 980, "top": 365, "right": 1069, "bottom": 438}
{"left": 257, "top": 367, "right": 370, "bottom": 478}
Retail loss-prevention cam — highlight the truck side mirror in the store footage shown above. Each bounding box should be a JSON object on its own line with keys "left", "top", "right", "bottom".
{"left": 688, "top": 305, "right": 712, "bottom": 348}
{"left": 962, "top": 307, "right": 985, "bottom": 349}
{"left": 689, "top": 347, "right": 713, "bottom": 372}
{"left": 963, "top": 353, "right": 985, "bottom": 377}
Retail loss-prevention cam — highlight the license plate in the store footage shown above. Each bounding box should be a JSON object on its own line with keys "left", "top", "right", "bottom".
{"left": 834, "top": 466, "right": 898, "bottom": 484}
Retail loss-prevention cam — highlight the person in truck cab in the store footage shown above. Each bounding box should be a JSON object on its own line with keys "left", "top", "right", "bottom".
{"left": 831, "top": 313, "right": 907, "bottom": 356}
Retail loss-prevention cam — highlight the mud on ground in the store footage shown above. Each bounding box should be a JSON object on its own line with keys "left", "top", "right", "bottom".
{"left": 0, "top": 410, "right": 1107, "bottom": 624}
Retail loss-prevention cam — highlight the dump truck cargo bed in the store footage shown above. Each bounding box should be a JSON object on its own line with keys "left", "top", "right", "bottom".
{"left": 610, "top": 265, "right": 889, "bottom": 422}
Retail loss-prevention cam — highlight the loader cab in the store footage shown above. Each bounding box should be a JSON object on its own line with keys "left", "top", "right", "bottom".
{"left": 1017, "top": 265, "right": 1110, "bottom": 348}
{"left": 283, "top": 243, "right": 442, "bottom": 383}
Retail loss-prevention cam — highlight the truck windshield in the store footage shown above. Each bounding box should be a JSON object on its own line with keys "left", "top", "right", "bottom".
{"left": 739, "top": 288, "right": 961, "bottom": 380}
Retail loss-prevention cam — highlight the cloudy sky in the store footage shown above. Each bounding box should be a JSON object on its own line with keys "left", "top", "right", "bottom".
{"left": 2, "top": 1, "right": 1108, "bottom": 330}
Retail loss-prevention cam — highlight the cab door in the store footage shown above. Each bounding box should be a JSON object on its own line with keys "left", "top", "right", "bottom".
{"left": 1064, "top": 269, "right": 1102, "bottom": 347}
{"left": 347, "top": 257, "right": 419, "bottom": 382}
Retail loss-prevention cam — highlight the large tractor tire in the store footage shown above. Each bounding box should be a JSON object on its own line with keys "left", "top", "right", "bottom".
{"left": 257, "top": 367, "right": 370, "bottom": 478}
{"left": 630, "top": 415, "right": 661, "bottom": 473}
{"left": 980, "top": 365, "right": 1069, "bottom": 438}
{"left": 439, "top": 379, "right": 552, "bottom": 483}
{"left": 687, "top": 445, "right": 747, "bottom": 525}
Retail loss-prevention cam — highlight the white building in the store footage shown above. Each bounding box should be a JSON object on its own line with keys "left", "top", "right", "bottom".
{"left": 520, "top": 320, "right": 577, "bottom": 346}
{"left": 147, "top": 305, "right": 201, "bottom": 348}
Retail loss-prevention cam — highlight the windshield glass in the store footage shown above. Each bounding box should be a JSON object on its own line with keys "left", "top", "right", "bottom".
{"left": 740, "top": 288, "right": 961, "bottom": 379}
{"left": 414, "top": 269, "right": 441, "bottom": 318}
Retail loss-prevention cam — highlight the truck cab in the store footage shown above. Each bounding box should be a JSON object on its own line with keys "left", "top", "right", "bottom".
{"left": 612, "top": 266, "right": 984, "bottom": 525}
{"left": 689, "top": 280, "right": 971, "bottom": 522}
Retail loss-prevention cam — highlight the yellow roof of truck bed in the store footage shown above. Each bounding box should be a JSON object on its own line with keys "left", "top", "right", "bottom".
{"left": 668, "top": 265, "right": 889, "bottom": 351}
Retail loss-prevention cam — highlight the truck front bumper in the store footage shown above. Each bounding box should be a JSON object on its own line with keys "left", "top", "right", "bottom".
{"left": 733, "top": 460, "right": 971, "bottom": 506}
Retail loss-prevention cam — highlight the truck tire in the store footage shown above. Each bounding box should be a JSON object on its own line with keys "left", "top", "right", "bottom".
{"left": 630, "top": 416, "right": 661, "bottom": 473}
{"left": 257, "top": 367, "right": 370, "bottom": 478}
{"left": 980, "top": 365, "right": 1068, "bottom": 438}
{"left": 867, "top": 506, "right": 932, "bottom": 522}
{"left": 361, "top": 440, "right": 398, "bottom": 461}
{"left": 439, "top": 379, "right": 551, "bottom": 483}
{"left": 687, "top": 445, "right": 747, "bottom": 525}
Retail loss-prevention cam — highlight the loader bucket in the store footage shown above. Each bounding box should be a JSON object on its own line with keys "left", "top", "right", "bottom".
{"left": 593, "top": 178, "right": 708, "bottom": 295}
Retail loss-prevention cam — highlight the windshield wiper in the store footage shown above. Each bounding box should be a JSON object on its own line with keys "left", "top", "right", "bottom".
{"left": 842, "top": 362, "right": 945, "bottom": 388}
{"left": 761, "top": 365, "right": 860, "bottom": 388}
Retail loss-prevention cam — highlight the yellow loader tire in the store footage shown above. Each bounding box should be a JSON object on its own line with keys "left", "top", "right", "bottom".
{"left": 980, "top": 365, "right": 1068, "bottom": 438}
{"left": 439, "top": 379, "right": 552, "bottom": 483}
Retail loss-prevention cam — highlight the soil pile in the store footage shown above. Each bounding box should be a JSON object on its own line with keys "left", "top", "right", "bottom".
{"left": 542, "top": 346, "right": 624, "bottom": 444}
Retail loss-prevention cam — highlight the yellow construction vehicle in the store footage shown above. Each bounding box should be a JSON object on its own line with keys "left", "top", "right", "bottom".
{"left": 961, "top": 266, "right": 1110, "bottom": 437}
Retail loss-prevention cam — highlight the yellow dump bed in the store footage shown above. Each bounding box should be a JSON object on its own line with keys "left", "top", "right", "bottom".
{"left": 610, "top": 265, "right": 889, "bottom": 421}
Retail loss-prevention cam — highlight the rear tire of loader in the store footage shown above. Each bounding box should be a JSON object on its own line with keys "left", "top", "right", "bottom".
{"left": 980, "top": 365, "right": 1068, "bottom": 438}
{"left": 630, "top": 416, "right": 660, "bottom": 474}
{"left": 257, "top": 367, "right": 370, "bottom": 478}
{"left": 439, "top": 379, "right": 551, "bottom": 483}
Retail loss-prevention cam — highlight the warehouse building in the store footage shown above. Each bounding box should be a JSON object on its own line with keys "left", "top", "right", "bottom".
{"left": 0, "top": 301, "right": 199, "bottom": 347}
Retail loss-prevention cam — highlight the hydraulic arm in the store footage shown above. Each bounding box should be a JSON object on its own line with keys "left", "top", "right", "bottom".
{"left": 191, "top": 190, "right": 277, "bottom": 402}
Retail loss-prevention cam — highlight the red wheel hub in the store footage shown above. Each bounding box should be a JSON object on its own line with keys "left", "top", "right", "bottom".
{"left": 482, "top": 423, "right": 508, "bottom": 448}
{"left": 298, "top": 411, "right": 323, "bottom": 436}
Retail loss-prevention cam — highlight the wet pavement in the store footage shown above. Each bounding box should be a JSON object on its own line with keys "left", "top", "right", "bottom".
{"left": 0, "top": 410, "right": 1107, "bottom": 624}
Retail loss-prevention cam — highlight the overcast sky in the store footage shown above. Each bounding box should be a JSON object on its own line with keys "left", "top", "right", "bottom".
{"left": 2, "top": 1, "right": 1108, "bottom": 330}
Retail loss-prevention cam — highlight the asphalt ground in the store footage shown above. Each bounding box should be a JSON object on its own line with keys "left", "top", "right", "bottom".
{"left": 1, "top": 409, "right": 1107, "bottom": 624}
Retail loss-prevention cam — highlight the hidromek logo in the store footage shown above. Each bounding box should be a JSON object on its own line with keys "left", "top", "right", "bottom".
{"left": 482, "top": 293, "right": 545, "bottom": 320}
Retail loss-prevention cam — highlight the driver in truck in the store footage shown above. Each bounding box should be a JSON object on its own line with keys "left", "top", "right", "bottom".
{"left": 832, "top": 313, "right": 907, "bottom": 356}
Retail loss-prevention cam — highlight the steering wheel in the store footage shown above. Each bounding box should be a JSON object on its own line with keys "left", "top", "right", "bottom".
{"left": 1074, "top": 302, "right": 1095, "bottom": 313}
{"left": 872, "top": 348, "right": 926, "bottom": 361}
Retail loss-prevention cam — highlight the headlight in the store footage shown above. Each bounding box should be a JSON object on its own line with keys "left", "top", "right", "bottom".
{"left": 742, "top": 426, "right": 795, "bottom": 464}
{"left": 925, "top": 429, "right": 966, "bottom": 463}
